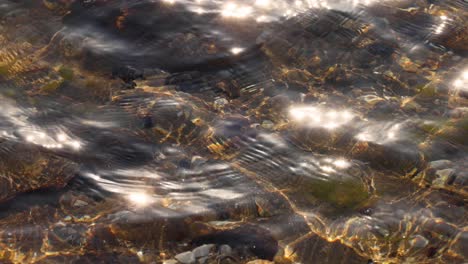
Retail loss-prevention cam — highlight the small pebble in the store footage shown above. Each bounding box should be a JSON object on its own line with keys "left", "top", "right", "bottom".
{"left": 192, "top": 244, "right": 214, "bottom": 258}
{"left": 214, "top": 98, "right": 229, "bottom": 111}
{"left": 73, "top": 199, "right": 88, "bottom": 207}
{"left": 409, "top": 235, "right": 429, "bottom": 249}
{"left": 175, "top": 251, "right": 196, "bottom": 264}
{"left": 219, "top": 244, "right": 232, "bottom": 255}
{"left": 261, "top": 120, "right": 274, "bottom": 129}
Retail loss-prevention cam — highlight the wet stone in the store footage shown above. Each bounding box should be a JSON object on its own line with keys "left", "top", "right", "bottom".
{"left": 192, "top": 244, "right": 214, "bottom": 258}
{"left": 433, "top": 169, "right": 455, "bottom": 187}
{"left": 409, "top": 235, "right": 429, "bottom": 250}
{"left": 219, "top": 244, "right": 233, "bottom": 256}
{"left": 0, "top": 141, "right": 78, "bottom": 202}
{"left": 261, "top": 120, "right": 274, "bottom": 130}
{"left": 112, "top": 65, "right": 144, "bottom": 83}
{"left": 73, "top": 199, "right": 89, "bottom": 207}
{"left": 175, "top": 251, "right": 196, "bottom": 264}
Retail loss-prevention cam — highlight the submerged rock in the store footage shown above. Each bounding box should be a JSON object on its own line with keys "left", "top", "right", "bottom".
{"left": 0, "top": 141, "right": 78, "bottom": 203}
{"left": 174, "top": 251, "right": 196, "bottom": 264}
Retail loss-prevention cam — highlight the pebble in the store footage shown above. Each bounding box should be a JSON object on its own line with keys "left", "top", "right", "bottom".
{"left": 219, "top": 244, "right": 232, "bottom": 255}
{"left": 409, "top": 235, "right": 429, "bottom": 249}
{"left": 261, "top": 120, "right": 274, "bottom": 129}
{"left": 175, "top": 251, "right": 196, "bottom": 264}
{"left": 214, "top": 98, "right": 229, "bottom": 111}
{"left": 192, "top": 244, "right": 214, "bottom": 258}
{"left": 73, "top": 199, "right": 89, "bottom": 207}
{"left": 163, "top": 260, "right": 178, "bottom": 264}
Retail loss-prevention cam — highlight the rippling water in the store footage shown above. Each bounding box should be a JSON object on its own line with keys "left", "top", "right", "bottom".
{"left": 0, "top": 0, "right": 467, "bottom": 263}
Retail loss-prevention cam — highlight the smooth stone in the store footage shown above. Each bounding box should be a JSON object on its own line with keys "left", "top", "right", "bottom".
{"left": 192, "top": 244, "right": 214, "bottom": 258}
{"left": 73, "top": 199, "right": 89, "bottom": 207}
{"left": 409, "top": 235, "right": 429, "bottom": 249}
{"left": 429, "top": 160, "right": 453, "bottom": 170}
{"left": 175, "top": 251, "right": 196, "bottom": 264}
{"left": 261, "top": 120, "right": 274, "bottom": 129}
{"left": 214, "top": 98, "right": 229, "bottom": 111}
{"left": 219, "top": 244, "right": 232, "bottom": 255}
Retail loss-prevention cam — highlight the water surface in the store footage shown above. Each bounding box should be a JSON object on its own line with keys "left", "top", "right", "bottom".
{"left": 0, "top": 0, "right": 467, "bottom": 263}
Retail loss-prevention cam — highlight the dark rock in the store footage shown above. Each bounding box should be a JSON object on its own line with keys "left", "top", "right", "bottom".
{"left": 112, "top": 65, "right": 144, "bottom": 83}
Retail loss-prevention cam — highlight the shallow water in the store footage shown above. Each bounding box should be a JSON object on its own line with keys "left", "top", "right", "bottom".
{"left": 0, "top": 0, "right": 467, "bottom": 263}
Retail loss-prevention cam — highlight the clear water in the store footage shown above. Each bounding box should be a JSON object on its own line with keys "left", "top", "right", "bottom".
{"left": 0, "top": 0, "right": 467, "bottom": 263}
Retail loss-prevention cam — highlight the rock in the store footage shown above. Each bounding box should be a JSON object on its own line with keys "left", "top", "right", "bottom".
{"left": 409, "top": 235, "right": 429, "bottom": 250}
{"left": 112, "top": 65, "right": 144, "bottom": 83}
{"left": 73, "top": 200, "right": 89, "bottom": 207}
{"left": 261, "top": 120, "right": 274, "bottom": 129}
{"left": 219, "top": 244, "right": 232, "bottom": 256}
{"left": 0, "top": 141, "right": 78, "bottom": 203}
{"left": 163, "top": 260, "right": 178, "bottom": 264}
{"left": 433, "top": 169, "right": 456, "bottom": 187}
{"left": 192, "top": 244, "right": 214, "bottom": 258}
{"left": 214, "top": 98, "right": 229, "bottom": 111}
{"left": 175, "top": 251, "right": 196, "bottom": 264}
{"left": 428, "top": 160, "right": 453, "bottom": 170}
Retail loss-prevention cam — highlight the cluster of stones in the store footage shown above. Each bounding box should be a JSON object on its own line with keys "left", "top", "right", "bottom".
{"left": 0, "top": 0, "right": 466, "bottom": 263}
